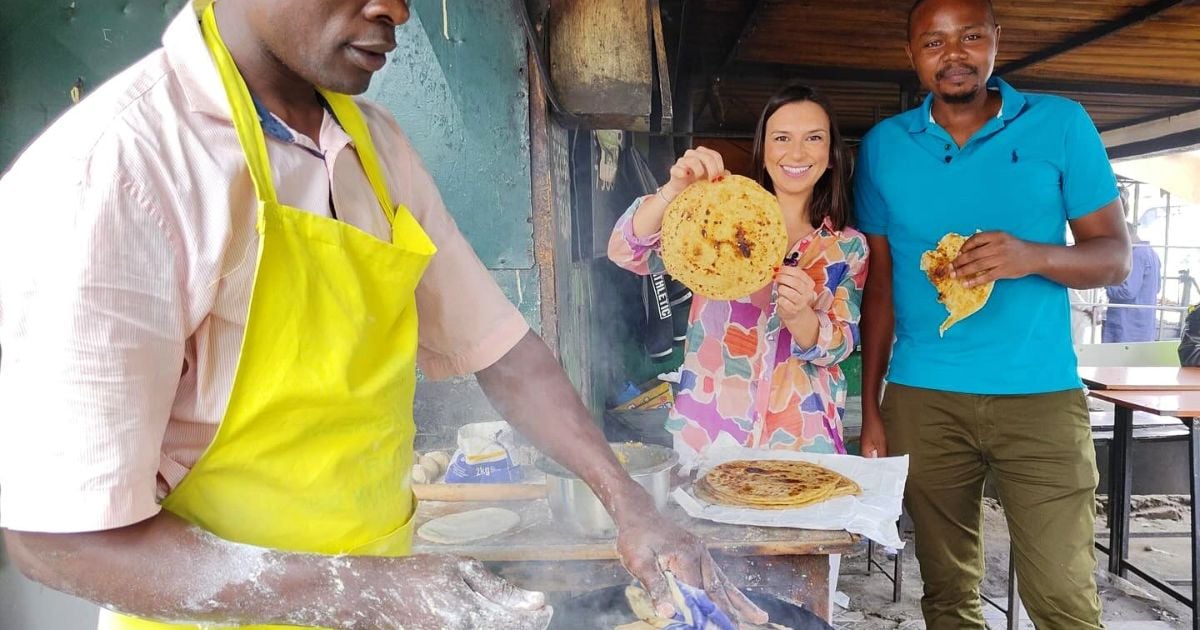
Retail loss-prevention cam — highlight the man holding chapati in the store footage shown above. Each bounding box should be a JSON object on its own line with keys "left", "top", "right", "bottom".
{"left": 855, "top": 0, "right": 1131, "bottom": 627}
{"left": 0, "top": 1, "right": 768, "bottom": 628}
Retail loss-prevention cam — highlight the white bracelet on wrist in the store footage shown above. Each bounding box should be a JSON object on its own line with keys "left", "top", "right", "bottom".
{"left": 656, "top": 186, "right": 674, "bottom": 204}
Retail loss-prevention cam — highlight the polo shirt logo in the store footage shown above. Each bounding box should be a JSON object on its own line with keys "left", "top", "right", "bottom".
{"left": 1012, "top": 149, "right": 1019, "bottom": 163}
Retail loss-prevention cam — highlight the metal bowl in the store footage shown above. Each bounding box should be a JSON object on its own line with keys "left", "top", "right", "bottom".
{"left": 535, "top": 442, "right": 678, "bottom": 538}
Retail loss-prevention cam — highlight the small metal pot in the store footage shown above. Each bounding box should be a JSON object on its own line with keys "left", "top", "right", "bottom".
{"left": 536, "top": 443, "right": 678, "bottom": 538}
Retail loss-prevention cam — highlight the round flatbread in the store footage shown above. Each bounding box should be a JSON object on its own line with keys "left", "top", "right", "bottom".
{"left": 660, "top": 175, "right": 788, "bottom": 300}
{"left": 920, "top": 232, "right": 995, "bottom": 337}
{"left": 417, "top": 507, "right": 520, "bottom": 544}
{"left": 697, "top": 459, "right": 860, "bottom": 510}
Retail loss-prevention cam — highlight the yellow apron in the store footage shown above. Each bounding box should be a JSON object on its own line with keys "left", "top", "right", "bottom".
{"left": 103, "top": 4, "right": 436, "bottom": 628}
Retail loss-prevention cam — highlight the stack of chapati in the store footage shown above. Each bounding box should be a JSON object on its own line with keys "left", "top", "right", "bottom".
{"left": 660, "top": 175, "right": 788, "bottom": 300}
{"left": 695, "top": 459, "right": 860, "bottom": 510}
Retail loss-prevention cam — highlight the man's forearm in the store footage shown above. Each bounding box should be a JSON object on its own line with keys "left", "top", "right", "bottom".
{"left": 4, "top": 512, "right": 356, "bottom": 628}
{"left": 1031, "top": 236, "right": 1131, "bottom": 290}
{"left": 861, "top": 237, "right": 894, "bottom": 419}
{"left": 860, "top": 284, "right": 893, "bottom": 418}
{"left": 6, "top": 513, "right": 548, "bottom": 629}
{"left": 476, "top": 331, "right": 652, "bottom": 517}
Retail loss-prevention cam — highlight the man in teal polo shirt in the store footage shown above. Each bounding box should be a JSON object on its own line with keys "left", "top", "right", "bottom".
{"left": 855, "top": 0, "right": 1131, "bottom": 627}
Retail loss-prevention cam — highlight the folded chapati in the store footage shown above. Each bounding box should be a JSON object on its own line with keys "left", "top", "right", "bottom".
{"left": 617, "top": 578, "right": 788, "bottom": 630}
{"left": 920, "top": 232, "right": 995, "bottom": 337}
{"left": 659, "top": 175, "right": 788, "bottom": 300}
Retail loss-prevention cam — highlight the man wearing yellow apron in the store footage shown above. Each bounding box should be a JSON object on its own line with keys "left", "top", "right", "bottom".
{"left": 0, "top": 0, "right": 769, "bottom": 628}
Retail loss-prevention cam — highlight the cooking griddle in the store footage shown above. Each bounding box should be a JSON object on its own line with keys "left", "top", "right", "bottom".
{"left": 548, "top": 585, "right": 834, "bottom": 630}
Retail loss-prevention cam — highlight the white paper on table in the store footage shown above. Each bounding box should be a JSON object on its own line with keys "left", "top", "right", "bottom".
{"left": 671, "top": 440, "right": 909, "bottom": 548}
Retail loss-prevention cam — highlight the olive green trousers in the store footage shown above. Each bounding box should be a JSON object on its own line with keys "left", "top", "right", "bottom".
{"left": 883, "top": 383, "right": 1103, "bottom": 630}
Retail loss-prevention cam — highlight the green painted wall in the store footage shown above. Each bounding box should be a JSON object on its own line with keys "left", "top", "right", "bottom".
{"left": 0, "top": 1, "right": 188, "bottom": 167}
{"left": 369, "top": 0, "right": 538, "bottom": 326}
{"left": 0, "top": 0, "right": 540, "bottom": 327}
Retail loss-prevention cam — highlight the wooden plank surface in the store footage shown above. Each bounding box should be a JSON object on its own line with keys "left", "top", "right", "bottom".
{"left": 1087, "top": 389, "right": 1200, "bottom": 418}
{"left": 1080, "top": 366, "right": 1200, "bottom": 391}
{"left": 1012, "top": 3, "right": 1200, "bottom": 88}
{"left": 412, "top": 499, "right": 857, "bottom": 562}
{"left": 548, "top": 0, "right": 653, "bottom": 128}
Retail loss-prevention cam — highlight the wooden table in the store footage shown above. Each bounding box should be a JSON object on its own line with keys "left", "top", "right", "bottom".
{"left": 1087, "top": 388, "right": 1200, "bottom": 629}
{"left": 411, "top": 498, "right": 857, "bottom": 621}
{"left": 1080, "top": 366, "right": 1200, "bottom": 391}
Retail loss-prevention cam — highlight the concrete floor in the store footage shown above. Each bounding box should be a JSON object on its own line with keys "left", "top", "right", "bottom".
{"left": 834, "top": 497, "right": 1194, "bottom": 629}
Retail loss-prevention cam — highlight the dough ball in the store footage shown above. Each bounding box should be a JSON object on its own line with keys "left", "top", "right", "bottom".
{"left": 412, "top": 463, "right": 431, "bottom": 484}
{"left": 418, "top": 457, "right": 441, "bottom": 480}
{"left": 427, "top": 450, "right": 451, "bottom": 470}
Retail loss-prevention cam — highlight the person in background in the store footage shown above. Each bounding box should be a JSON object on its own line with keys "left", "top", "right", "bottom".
{"left": 855, "top": 0, "right": 1131, "bottom": 627}
{"left": 1103, "top": 222, "right": 1162, "bottom": 342}
{"left": 1068, "top": 287, "right": 1100, "bottom": 344}
{"left": 1180, "top": 304, "right": 1200, "bottom": 366}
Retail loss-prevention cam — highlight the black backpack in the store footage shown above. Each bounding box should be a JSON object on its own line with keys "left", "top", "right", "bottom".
{"left": 1181, "top": 306, "right": 1200, "bottom": 367}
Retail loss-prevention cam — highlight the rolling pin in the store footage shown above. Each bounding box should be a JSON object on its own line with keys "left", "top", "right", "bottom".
{"left": 413, "top": 482, "right": 548, "bottom": 502}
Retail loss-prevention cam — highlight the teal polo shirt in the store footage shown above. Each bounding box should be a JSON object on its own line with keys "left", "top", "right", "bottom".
{"left": 855, "top": 78, "right": 1118, "bottom": 395}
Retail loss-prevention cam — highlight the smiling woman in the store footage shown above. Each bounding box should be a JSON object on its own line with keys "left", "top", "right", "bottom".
{"left": 608, "top": 82, "right": 868, "bottom": 460}
{"left": 751, "top": 84, "right": 852, "bottom": 239}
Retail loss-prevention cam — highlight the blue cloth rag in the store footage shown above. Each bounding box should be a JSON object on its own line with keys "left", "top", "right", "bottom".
{"left": 664, "top": 578, "right": 736, "bottom": 630}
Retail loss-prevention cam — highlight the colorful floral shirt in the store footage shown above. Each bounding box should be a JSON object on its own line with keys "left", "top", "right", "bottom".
{"left": 608, "top": 198, "right": 869, "bottom": 455}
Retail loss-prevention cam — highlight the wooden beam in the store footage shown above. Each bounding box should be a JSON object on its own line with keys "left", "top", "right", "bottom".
{"left": 718, "top": 0, "right": 767, "bottom": 70}
{"left": 698, "top": 0, "right": 767, "bottom": 125}
{"left": 548, "top": 0, "right": 654, "bottom": 130}
{"left": 1102, "top": 107, "right": 1200, "bottom": 148}
{"left": 514, "top": 0, "right": 589, "bottom": 129}
{"left": 669, "top": 0, "right": 695, "bottom": 155}
{"left": 682, "top": 125, "right": 875, "bottom": 141}
{"left": 997, "top": 0, "right": 1191, "bottom": 76}
{"left": 650, "top": 0, "right": 673, "bottom": 132}
{"left": 1009, "top": 77, "right": 1200, "bottom": 100}
{"left": 721, "top": 61, "right": 915, "bottom": 86}
{"left": 1107, "top": 128, "right": 1200, "bottom": 160}
{"left": 1099, "top": 102, "right": 1200, "bottom": 134}
{"left": 527, "top": 49, "right": 559, "bottom": 354}
{"left": 718, "top": 61, "right": 1200, "bottom": 102}
{"left": 668, "top": 0, "right": 690, "bottom": 95}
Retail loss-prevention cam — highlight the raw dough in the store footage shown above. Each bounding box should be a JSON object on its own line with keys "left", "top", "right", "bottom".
{"left": 412, "top": 463, "right": 431, "bottom": 484}
{"left": 426, "top": 450, "right": 451, "bottom": 470}
{"left": 417, "top": 507, "right": 521, "bottom": 545}
{"left": 418, "top": 455, "right": 441, "bottom": 480}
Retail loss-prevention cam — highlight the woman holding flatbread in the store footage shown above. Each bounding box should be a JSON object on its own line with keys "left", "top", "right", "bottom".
{"left": 608, "top": 83, "right": 868, "bottom": 459}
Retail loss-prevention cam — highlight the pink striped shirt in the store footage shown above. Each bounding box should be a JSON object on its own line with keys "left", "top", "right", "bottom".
{"left": 0, "top": 3, "right": 529, "bottom": 533}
